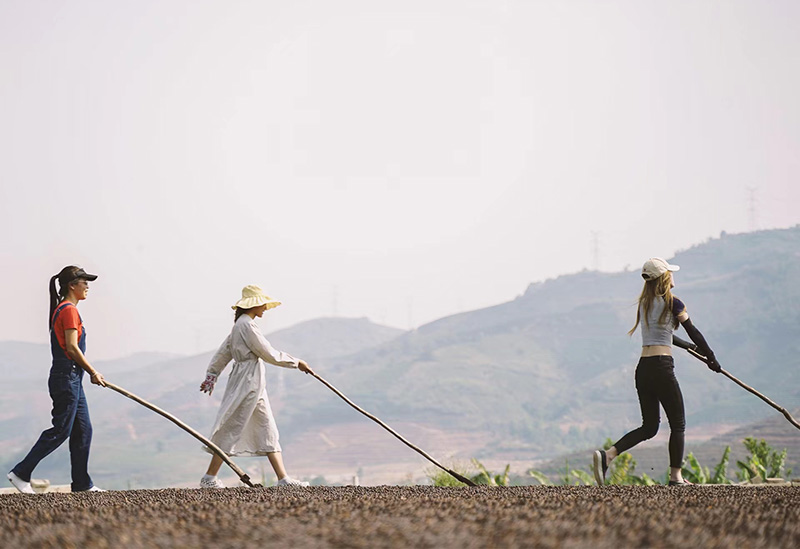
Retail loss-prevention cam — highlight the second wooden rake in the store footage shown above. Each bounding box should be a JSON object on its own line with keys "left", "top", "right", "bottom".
{"left": 673, "top": 336, "right": 800, "bottom": 431}
{"left": 308, "top": 371, "right": 477, "bottom": 486}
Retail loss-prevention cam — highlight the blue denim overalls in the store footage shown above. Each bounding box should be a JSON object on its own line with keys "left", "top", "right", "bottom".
{"left": 11, "top": 302, "right": 95, "bottom": 491}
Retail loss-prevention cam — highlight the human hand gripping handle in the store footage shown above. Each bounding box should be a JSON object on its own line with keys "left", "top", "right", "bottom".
{"left": 298, "top": 360, "right": 314, "bottom": 375}
{"left": 705, "top": 354, "right": 722, "bottom": 373}
{"left": 673, "top": 335, "right": 721, "bottom": 373}
{"left": 200, "top": 373, "right": 218, "bottom": 395}
{"left": 673, "top": 334, "right": 722, "bottom": 372}
{"left": 89, "top": 371, "right": 106, "bottom": 387}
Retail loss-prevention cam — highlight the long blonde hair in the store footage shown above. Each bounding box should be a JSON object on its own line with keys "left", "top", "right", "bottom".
{"left": 628, "top": 272, "right": 675, "bottom": 335}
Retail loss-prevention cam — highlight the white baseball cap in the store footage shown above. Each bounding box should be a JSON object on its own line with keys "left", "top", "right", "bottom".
{"left": 641, "top": 257, "right": 680, "bottom": 280}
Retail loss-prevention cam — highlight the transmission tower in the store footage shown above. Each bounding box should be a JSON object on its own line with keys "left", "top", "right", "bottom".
{"left": 746, "top": 187, "right": 759, "bottom": 232}
{"left": 591, "top": 231, "right": 600, "bottom": 271}
{"left": 332, "top": 285, "right": 339, "bottom": 317}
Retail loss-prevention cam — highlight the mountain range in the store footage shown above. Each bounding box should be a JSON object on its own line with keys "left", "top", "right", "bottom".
{"left": 1, "top": 227, "right": 798, "bottom": 488}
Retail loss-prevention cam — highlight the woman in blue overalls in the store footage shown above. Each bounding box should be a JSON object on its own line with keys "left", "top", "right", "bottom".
{"left": 7, "top": 266, "right": 107, "bottom": 493}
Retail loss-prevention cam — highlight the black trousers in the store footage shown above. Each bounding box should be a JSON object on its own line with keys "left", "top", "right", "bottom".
{"left": 613, "top": 355, "right": 686, "bottom": 468}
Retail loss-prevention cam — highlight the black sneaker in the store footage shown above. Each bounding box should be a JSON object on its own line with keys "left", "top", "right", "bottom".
{"left": 668, "top": 479, "right": 694, "bottom": 486}
{"left": 593, "top": 450, "right": 608, "bottom": 486}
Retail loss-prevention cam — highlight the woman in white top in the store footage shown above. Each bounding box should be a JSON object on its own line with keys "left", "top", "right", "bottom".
{"left": 592, "top": 258, "right": 721, "bottom": 487}
{"left": 199, "top": 285, "right": 314, "bottom": 488}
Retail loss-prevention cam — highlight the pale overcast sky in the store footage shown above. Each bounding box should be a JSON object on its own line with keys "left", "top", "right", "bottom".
{"left": 2, "top": 1, "right": 798, "bottom": 360}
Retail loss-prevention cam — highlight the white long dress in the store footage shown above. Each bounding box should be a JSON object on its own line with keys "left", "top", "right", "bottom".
{"left": 205, "top": 314, "right": 299, "bottom": 456}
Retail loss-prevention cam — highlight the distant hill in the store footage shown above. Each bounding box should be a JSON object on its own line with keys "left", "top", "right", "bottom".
{"left": 0, "top": 342, "right": 51, "bottom": 381}
{"left": 265, "top": 317, "right": 404, "bottom": 364}
{"left": 274, "top": 227, "right": 800, "bottom": 457}
{"left": 0, "top": 342, "right": 180, "bottom": 382}
{"left": 1, "top": 228, "right": 798, "bottom": 488}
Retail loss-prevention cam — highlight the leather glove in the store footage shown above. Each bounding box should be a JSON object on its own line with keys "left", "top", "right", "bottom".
{"left": 200, "top": 373, "right": 218, "bottom": 395}
{"left": 706, "top": 355, "right": 722, "bottom": 373}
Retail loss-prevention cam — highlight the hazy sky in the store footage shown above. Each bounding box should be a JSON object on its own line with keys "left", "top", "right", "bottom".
{"left": 2, "top": 1, "right": 799, "bottom": 360}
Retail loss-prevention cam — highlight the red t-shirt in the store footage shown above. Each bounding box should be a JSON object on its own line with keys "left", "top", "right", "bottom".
{"left": 52, "top": 302, "right": 83, "bottom": 354}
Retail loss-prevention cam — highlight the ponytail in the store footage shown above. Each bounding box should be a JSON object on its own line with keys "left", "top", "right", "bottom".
{"left": 49, "top": 265, "right": 82, "bottom": 330}
{"left": 48, "top": 275, "right": 60, "bottom": 330}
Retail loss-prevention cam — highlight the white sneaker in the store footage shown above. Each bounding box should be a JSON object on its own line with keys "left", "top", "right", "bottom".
{"left": 7, "top": 472, "right": 35, "bottom": 494}
{"left": 86, "top": 486, "right": 107, "bottom": 492}
{"left": 200, "top": 476, "right": 225, "bottom": 489}
{"left": 277, "top": 476, "right": 309, "bottom": 487}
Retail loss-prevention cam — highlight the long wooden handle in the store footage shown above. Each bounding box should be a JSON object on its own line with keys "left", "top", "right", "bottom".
{"left": 104, "top": 381, "right": 258, "bottom": 487}
{"left": 685, "top": 348, "right": 800, "bottom": 431}
{"left": 309, "top": 371, "right": 477, "bottom": 486}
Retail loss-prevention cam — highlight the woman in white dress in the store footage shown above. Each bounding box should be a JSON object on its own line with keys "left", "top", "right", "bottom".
{"left": 199, "top": 285, "right": 314, "bottom": 488}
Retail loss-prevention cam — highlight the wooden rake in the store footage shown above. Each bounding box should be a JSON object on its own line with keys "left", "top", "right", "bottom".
{"left": 308, "top": 371, "right": 477, "bottom": 486}
{"left": 104, "top": 382, "right": 259, "bottom": 487}
{"left": 673, "top": 337, "right": 800, "bottom": 431}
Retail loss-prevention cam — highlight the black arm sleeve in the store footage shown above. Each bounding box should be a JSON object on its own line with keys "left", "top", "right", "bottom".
{"left": 672, "top": 335, "right": 696, "bottom": 351}
{"left": 680, "top": 318, "right": 714, "bottom": 358}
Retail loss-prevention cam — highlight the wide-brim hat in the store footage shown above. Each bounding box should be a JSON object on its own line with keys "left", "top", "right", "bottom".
{"left": 231, "top": 285, "right": 282, "bottom": 311}
{"left": 641, "top": 257, "right": 680, "bottom": 281}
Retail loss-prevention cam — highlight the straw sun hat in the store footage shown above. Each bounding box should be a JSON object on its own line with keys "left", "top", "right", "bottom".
{"left": 231, "top": 285, "right": 282, "bottom": 311}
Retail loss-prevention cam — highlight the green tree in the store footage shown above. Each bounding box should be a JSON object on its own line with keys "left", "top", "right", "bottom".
{"left": 681, "top": 448, "right": 731, "bottom": 485}
{"left": 570, "top": 469, "right": 596, "bottom": 486}
{"left": 527, "top": 460, "right": 595, "bottom": 486}
{"left": 736, "top": 437, "right": 791, "bottom": 481}
{"left": 682, "top": 446, "right": 731, "bottom": 484}
{"left": 606, "top": 452, "right": 657, "bottom": 485}
{"left": 427, "top": 467, "right": 470, "bottom": 487}
{"left": 711, "top": 446, "right": 732, "bottom": 484}
{"left": 471, "top": 459, "right": 511, "bottom": 486}
{"left": 682, "top": 453, "right": 708, "bottom": 484}
{"left": 528, "top": 470, "right": 553, "bottom": 486}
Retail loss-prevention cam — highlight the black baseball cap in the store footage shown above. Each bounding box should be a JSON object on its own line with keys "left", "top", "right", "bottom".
{"left": 72, "top": 267, "right": 98, "bottom": 282}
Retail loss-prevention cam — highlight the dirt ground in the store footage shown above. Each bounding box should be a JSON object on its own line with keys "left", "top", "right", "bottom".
{"left": 1, "top": 485, "right": 798, "bottom": 548}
